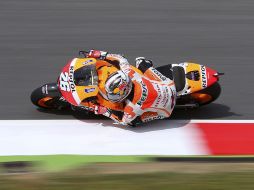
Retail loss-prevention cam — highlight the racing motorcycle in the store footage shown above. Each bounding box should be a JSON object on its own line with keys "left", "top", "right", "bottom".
{"left": 31, "top": 52, "right": 223, "bottom": 113}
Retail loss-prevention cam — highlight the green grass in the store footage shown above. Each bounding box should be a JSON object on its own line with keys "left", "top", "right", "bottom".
{"left": 0, "top": 155, "right": 254, "bottom": 172}
{"left": 0, "top": 155, "right": 148, "bottom": 172}
{"left": 1, "top": 155, "right": 254, "bottom": 189}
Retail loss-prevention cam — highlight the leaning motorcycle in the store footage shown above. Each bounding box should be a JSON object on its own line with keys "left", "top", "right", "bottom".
{"left": 31, "top": 52, "right": 223, "bottom": 112}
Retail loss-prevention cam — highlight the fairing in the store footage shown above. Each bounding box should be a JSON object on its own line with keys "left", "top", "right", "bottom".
{"left": 58, "top": 58, "right": 99, "bottom": 106}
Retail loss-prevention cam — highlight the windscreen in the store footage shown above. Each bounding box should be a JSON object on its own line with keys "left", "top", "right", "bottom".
{"left": 74, "top": 64, "right": 98, "bottom": 86}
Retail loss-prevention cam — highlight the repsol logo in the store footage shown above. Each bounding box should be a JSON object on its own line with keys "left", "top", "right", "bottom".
{"left": 137, "top": 81, "right": 148, "bottom": 106}
{"left": 69, "top": 66, "right": 76, "bottom": 93}
{"left": 154, "top": 85, "right": 162, "bottom": 107}
{"left": 151, "top": 68, "right": 167, "bottom": 81}
{"left": 143, "top": 115, "right": 164, "bottom": 123}
{"left": 162, "top": 88, "right": 169, "bottom": 107}
{"left": 201, "top": 65, "right": 207, "bottom": 88}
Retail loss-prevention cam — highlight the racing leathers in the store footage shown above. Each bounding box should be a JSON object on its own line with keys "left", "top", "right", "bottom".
{"left": 83, "top": 50, "right": 177, "bottom": 126}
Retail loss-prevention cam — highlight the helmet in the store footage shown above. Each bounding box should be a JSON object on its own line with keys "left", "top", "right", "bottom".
{"left": 104, "top": 70, "right": 132, "bottom": 102}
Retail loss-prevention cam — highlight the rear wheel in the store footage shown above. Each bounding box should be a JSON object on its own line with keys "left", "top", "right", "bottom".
{"left": 30, "top": 83, "right": 69, "bottom": 109}
{"left": 191, "top": 82, "right": 221, "bottom": 106}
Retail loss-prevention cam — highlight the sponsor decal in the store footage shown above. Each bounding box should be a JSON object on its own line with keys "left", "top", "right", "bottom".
{"left": 59, "top": 96, "right": 67, "bottom": 102}
{"left": 151, "top": 68, "right": 167, "bottom": 81}
{"left": 82, "top": 59, "right": 93, "bottom": 65}
{"left": 154, "top": 84, "right": 162, "bottom": 107}
{"left": 42, "top": 85, "right": 48, "bottom": 94}
{"left": 201, "top": 65, "right": 207, "bottom": 88}
{"left": 162, "top": 87, "right": 169, "bottom": 107}
{"left": 69, "top": 66, "right": 76, "bottom": 93}
{"left": 137, "top": 81, "right": 148, "bottom": 106}
{"left": 79, "top": 105, "right": 94, "bottom": 111}
{"left": 84, "top": 88, "right": 96, "bottom": 93}
{"left": 170, "top": 88, "right": 176, "bottom": 109}
{"left": 143, "top": 115, "right": 165, "bottom": 123}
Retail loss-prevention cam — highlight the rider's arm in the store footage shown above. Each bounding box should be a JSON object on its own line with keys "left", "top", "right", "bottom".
{"left": 120, "top": 101, "right": 145, "bottom": 126}
{"left": 135, "top": 57, "right": 171, "bottom": 82}
{"left": 87, "top": 50, "right": 169, "bottom": 82}
{"left": 87, "top": 50, "right": 131, "bottom": 71}
{"left": 121, "top": 110, "right": 166, "bottom": 126}
{"left": 139, "top": 111, "right": 166, "bottom": 123}
{"left": 89, "top": 99, "right": 169, "bottom": 126}
{"left": 82, "top": 101, "right": 125, "bottom": 123}
{"left": 121, "top": 99, "right": 170, "bottom": 125}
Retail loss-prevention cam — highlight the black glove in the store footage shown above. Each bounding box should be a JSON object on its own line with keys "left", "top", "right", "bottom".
{"left": 135, "top": 57, "right": 153, "bottom": 73}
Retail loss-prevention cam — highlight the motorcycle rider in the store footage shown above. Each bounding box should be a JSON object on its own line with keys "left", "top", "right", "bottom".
{"left": 81, "top": 50, "right": 176, "bottom": 126}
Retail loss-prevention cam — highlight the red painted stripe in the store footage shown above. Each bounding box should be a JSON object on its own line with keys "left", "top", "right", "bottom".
{"left": 197, "top": 123, "right": 254, "bottom": 155}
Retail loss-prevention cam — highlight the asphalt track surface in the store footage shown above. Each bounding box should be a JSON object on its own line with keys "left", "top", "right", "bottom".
{"left": 0, "top": 0, "right": 254, "bottom": 120}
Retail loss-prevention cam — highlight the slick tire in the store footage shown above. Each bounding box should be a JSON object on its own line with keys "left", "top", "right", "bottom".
{"left": 30, "top": 83, "right": 67, "bottom": 109}
{"left": 192, "top": 82, "right": 222, "bottom": 106}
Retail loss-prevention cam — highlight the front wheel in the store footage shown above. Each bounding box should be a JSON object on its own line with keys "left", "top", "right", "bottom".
{"left": 30, "top": 83, "right": 70, "bottom": 109}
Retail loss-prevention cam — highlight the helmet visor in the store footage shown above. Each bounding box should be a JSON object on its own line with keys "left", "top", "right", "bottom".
{"left": 74, "top": 64, "right": 98, "bottom": 86}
